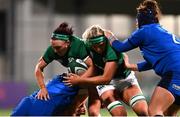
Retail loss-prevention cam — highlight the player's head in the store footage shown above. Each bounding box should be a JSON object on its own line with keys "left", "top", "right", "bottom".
{"left": 82, "top": 25, "right": 107, "bottom": 55}
{"left": 50, "top": 22, "right": 73, "bottom": 56}
{"left": 136, "top": 0, "right": 161, "bottom": 28}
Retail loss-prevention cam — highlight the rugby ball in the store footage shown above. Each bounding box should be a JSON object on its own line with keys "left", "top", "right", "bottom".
{"left": 67, "top": 59, "right": 88, "bottom": 75}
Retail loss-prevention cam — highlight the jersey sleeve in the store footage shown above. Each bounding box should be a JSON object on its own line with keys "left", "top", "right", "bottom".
{"left": 42, "top": 46, "right": 55, "bottom": 64}
{"left": 137, "top": 60, "right": 153, "bottom": 71}
{"left": 112, "top": 29, "right": 144, "bottom": 52}
{"left": 106, "top": 44, "right": 119, "bottom": 62}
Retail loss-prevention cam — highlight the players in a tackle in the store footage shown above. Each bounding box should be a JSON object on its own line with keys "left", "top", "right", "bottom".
{"left": 11, "top": 22, "right": 92, "bottom": 116}
{"left": 64, "top": 25, "right": 149, "bottom": 116}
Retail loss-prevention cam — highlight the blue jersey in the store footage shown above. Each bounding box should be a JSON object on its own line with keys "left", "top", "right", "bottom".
{"left": 11, "top": 75, "right": 79, "bottom": 116}
{"left": 112, "top": 23, "right": 180, "bottom": 76}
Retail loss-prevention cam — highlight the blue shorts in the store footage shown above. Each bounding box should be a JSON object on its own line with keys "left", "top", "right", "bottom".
{"left": 11, "top": 75, "right": 79, "bottom": 116}
{"left": 158, "top": 72, "right": 180, "bottom": 105}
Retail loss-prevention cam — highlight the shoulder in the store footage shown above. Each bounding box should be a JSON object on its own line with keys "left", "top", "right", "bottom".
{"left": 140, "top": 23, "right": 161, "bottom": 32}
{"left": 42, "top": 46, "right": 56, "bottom": 64}
{"left": 106, "top": 44, "right": 119, "bottom": 61}
{"left": 45, "top": 46, "right": 54, "bottom": 54}
{"left": 130, "top": 25, "right": 152, "bottom": 39}
{"left": 132, "top": 27, "right": 145, "bottom": 35}
{"left": 43, "top": 46, "right": 58, "bottom": 59}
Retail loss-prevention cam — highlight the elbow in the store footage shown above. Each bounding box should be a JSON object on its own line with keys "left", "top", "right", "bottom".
{"left": 34, "top": 69, "right": 39, "bottom": 78}
{"left": 100, "top": 75, "right": 112, "bottom": 85}
{"left": 34, "top": 66, "right": 42, "bottom": 77}
{"left": 103, "top": 79, "right": 111, "bottom": 85}
{"left": 34, "top": 70, "right": 38, "bottom": 77}
{"left": 34, "top": 65, "right": 39, "bottom": 76}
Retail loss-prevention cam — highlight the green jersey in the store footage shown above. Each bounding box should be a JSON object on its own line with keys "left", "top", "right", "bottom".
{"left": 89, "top": 41, "right": 131, "bottom": 79}
{"left": 42, "top": 36, "right": 89, "bottom": 67}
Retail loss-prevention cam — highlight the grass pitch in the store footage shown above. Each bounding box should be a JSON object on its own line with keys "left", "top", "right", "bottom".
{"left": 0, "top": 108, "right": 136, "bottom": 116}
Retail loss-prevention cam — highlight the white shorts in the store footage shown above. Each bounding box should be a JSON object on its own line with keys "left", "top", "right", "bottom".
{"left": 96, "top": 71, "right": 140, "bottom": 96}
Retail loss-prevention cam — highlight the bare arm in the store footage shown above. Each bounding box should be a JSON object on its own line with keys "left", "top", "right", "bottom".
{"left": 64, "top": 61, "right": 118, "bottom": 87}
{"left": 34, "top": 57, "right": 50, "bottom": 100}
{"left": 62, "top": 57, "right": 94, "bottom": 115}
{"left": 81, "top": 57, "right": 97, "bottom": 78}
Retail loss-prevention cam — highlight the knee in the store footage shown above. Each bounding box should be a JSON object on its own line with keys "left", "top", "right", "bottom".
{"left": 136, "top": 108, "right": 149, "bottom": 116}
{"left": 100, "top": 94, "right": 116, "bottom": 106}
{"left": 107, "top": 101, "right": 123, "bottom": 112}
{"left": 130, "top": 94, "right": 148, "bottom": 116}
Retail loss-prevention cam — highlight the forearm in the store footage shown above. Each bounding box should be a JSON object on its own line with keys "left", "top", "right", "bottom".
{"left": 137, "top": 61, "right": 152, "bottom": 71}
{"left": 78, "top": 75, "right": 111, "bottom": 86}
{"left": 112, "top": 39, "right": 135, "bottom": 52}
{"left": 79, "top": 62, "right": 116, "bottom": 86}
{"left": 34, "top": 57, "right": 48, "bottom": 89}
{"left": 80, "top": 66, "right": 96, "bottom": 78}
{"left": 106, "top": 30, "right": 140, "bottom": 52}
{"left": 35, "top": 68, "right": 46, "bottom": 89}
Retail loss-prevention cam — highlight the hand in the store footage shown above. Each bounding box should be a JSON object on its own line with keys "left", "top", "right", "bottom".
{"left": 123, "top": 53, "right": 138, "bottom": 71}
{"left": 36, "top": 87, "right": 50, "bottom": 101}
{"left": 104, "top": 30, "right": 117, "bottom": 44}
{"left": 76, "top": 103, "right": 87, "bottom": 116}
{"left": 63, "top": 73, "right": 81, "bottom": 87}
{"left": 123, "top": 53, "right": 131, "bottom": 68}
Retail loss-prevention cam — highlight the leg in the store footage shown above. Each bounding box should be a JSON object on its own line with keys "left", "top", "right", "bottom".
{"left": 116, "top": 72, "right": 148, "bottom": 116}
{"left": 88, "top": 87, "right": 101, "bottom": 116}
{"left": 66, "top": 88, "right": 88, "bottom": 116}
{"left": 122, "top": 85, "right": 148, "bottom": 116}
{"left": 96, "top": 85, "right": 127, "bottom": 116}
{"left": 76, "top": 102, "right": 87, "bottom": 116}
{"left": 149, "top": 86, "right": 175, "bottom": 116}
{"left": 164, "top": 104, "right": 180, "bottom": 116}
{"left": 101, "top": 90, "right": 127, "bottom": 116}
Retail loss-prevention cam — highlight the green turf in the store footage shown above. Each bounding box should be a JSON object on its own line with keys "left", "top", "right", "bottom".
{"left": 0, "top": 108, "right": 136, "bottom": 116}
{"left": 81, "top": 108, "right": 137, "bottom": 116}
{"left": 0, "top": 109, "right": 11, "bottom": 116}
{"left": 101, "top": 108, "right": 137, "bottom": 116}
{"left": 2, "top": 108, "right": 179, "bottom": 116}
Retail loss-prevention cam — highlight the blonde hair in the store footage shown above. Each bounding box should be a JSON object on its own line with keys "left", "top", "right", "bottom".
{"left": 82, "top": 25, "right": 105, "bottom": 40}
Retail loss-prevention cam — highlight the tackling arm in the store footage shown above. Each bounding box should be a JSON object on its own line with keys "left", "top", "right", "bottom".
{"left": 35, "top": 57, "right": 47, "bottom": 89}
{"left": 137, "top": 60, "right": 153, "bottom": 71}
{"left": 64, "top": 61, "right": 118, "bottom": 86}
{"left": 34, "top": 57, "right": 49, "bottom": 100}
{"left": 81, "top": 57, "right": 97, "bottom": 78}
{"left": 123, "top": 53, "right": 152, "bottom": 71}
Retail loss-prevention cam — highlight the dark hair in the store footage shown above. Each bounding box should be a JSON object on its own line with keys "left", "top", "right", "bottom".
{"left": 136, "top": 0, "right": 161, "bottom": 28}
{"left": 53, "top": 22, "right": 73, "bottom": 36}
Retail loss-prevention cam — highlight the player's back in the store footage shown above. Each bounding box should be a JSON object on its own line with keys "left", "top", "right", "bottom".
{"left": 140, "top": 24, "right": 180, "bottom": 75}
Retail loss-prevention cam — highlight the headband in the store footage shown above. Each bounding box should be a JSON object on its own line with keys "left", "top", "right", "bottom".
{"left": 51, "top": 33, "right": 70, "bottom": 41}
{"left": 86, "top": 36, "right": 106, "bottom": 47}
